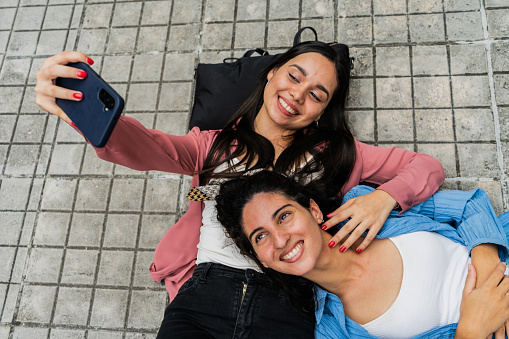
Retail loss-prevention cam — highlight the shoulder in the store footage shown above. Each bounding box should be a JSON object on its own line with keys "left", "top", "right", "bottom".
{"left": 189, "top": 126, "right": 221, "bottom": 138}
{"left": 187, "top": 126, "right": 221, "bottom": 147}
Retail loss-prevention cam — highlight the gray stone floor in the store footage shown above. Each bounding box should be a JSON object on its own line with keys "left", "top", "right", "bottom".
{"left": 0, "top": 0, "right": 508, "bottom": 338}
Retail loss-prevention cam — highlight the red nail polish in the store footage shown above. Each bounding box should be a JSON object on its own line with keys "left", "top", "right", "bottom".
{"left": 76, "top": 70, "right": 87, "bottom": 78}
{"left": 328, "top": 240, "right": 335, "bottom": 247}
{"left": 71, "top": 122, "right": 76, "bottom": 127}
{"left": 321, "top": 224, "right": 327, "bottom": 230}
{"left": 327, "top": 213, "right": 333, "bottom": 218}
{"left": 86, "top": 57, "right": 94, "bottom": 65}
{"left": 339, "top": 246, "right": 346, "bottom": 253}
{"left": 73, "top": 92, "right": 82, "bottom": 100}
{"left": 356, "top": 248, "right": 362, "bottom": 254}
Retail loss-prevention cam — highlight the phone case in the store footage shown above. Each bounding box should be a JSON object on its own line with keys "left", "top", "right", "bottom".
{"left": 56, "top": 62, "right": 124, "bottom": 148}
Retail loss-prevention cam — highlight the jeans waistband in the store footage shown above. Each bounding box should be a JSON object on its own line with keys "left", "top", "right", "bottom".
{"left": 194, "top": 262, "right": 272, "bottom": 284}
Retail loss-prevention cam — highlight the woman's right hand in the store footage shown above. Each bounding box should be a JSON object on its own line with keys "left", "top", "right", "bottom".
{"left": 455, "top": 263, "right": 509, "bottom": 339}
{"left": 35, "top": 51, "right": 94, "bottom": 125}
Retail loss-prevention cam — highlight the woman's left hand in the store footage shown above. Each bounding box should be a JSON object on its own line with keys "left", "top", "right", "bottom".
{"left": 321, "top": 190, "right": 398, "bottom": 253}
{"left": 456, "top": 263, "right": 509, "bottom": 339}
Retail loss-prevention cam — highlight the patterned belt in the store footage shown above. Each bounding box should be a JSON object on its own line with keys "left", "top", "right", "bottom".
{"left": 186, "top": 168, "right": 266, "bottom": 201}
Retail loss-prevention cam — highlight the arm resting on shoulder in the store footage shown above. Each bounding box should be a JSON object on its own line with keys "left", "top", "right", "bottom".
{"left": 325, "top": 141, "right": 445, "bottom": 252}
{"left": 352, "top": 140, "right": 445, "bottom": 212}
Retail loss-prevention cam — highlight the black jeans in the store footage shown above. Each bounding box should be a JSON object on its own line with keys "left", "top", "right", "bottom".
{"left": 157, "top": 263, "right": 315, "bottom": 339}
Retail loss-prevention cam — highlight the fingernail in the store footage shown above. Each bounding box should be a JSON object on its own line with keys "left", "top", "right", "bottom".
{"left": 356, "top": 248, "right": 362, "bottom": 254}
{"left": 86, "top": 57, "right": 94, "bottom": 65}
{"left": 328, "top": 240, "right": 335, "bottom": 247}
{"left": 339, "top": 246, "right": 346, "bottom": 253}
{"left": 321, "top": 224, "right": 327, "bottom": 230}
{"left": 327, "top": 213, "right": 333, "bottom": 218}
{"left": 71, "top": 122, "right": 76, "bottom": 128}
{"left": 76, "top": 70, "right": 87, "bottom": 78}
{"left": 73, "top": 92, "right": 82, "bottom": 100}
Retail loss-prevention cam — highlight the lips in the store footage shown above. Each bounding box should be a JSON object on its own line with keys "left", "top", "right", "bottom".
{"left": 278, "top": 96, "right": 299, "bottom": 115}
{"left": 281, "top": 241, "right": 303, "bottom": 261}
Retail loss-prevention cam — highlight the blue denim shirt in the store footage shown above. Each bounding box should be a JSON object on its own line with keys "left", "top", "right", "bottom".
{"left": 315, "top": 186, "right": 509, "bottom": 339}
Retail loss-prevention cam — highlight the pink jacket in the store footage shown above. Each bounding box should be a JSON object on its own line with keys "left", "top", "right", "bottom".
{"left": 93, "top": 116, "right": 445, "bottom": 299}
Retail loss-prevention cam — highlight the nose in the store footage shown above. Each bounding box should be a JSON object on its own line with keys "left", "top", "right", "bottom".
{"left": 289, "top": 84, "right": 305, "bottom": 104}
{"left": 272, "top": 229, "right": 290, "bottom": 249}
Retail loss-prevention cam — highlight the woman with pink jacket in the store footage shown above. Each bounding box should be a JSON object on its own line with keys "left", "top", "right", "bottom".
{"left": 36, "top": 42, "right": 445, "bottom": 337}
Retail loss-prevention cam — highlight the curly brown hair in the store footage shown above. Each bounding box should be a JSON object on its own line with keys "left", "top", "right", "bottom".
{"left": 216, "top": 170, "right": 338, "bottom": 314}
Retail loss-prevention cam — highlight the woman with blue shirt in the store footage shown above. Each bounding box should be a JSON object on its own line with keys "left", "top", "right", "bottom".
{"left": 215, "top": 171, "right": 509, "bottom": 338}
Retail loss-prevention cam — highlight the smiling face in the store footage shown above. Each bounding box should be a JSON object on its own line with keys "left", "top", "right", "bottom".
{"left": 242, "top": 192, "right": 325, "bottom": 277}
{"left": 258, "top": 52, "right": 338, "bottom": 132}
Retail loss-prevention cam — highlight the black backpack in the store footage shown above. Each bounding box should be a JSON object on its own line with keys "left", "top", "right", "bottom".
{"left": 189, "top": 27, "right": 352, "bottom": 131}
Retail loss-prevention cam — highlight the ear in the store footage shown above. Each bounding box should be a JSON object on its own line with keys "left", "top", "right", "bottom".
{"left": 267, "top": 67, "right": 278, "bottom": 82}
{"left": 309, "top": 199, "right": 323, "bottom": 224}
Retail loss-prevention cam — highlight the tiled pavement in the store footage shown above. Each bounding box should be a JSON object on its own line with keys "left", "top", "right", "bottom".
{"left": 0, "top": 0, "right": 508, "bottom": 338}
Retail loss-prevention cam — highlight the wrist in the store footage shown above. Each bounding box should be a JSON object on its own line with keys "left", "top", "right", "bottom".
{"left": 471, "top": 243, "right": 499, "bottom": 257}
{"left": 375, "top": 189, "right": 398, "bottom": 210}
{"left": 471, "top": 244, "right": 500, "bottom": 273}
{"left": 455, "top": 321, "right": 483, "bottom": 339}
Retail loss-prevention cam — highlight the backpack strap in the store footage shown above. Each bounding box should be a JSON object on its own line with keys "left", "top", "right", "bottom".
{"left": 222, "top": 48, "right": 269, "bottom": 64}
{"left": 293, "top": 26, "right": 318, "bottom": 46}
{"left": 230, "top": 27, "right": 317, "bottom": 64}
{"left": 243, "top": 48, "right": 269, "bottom": 58}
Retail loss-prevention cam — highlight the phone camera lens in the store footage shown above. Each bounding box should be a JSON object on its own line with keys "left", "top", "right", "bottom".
{"left": 99, "top": 89, "right": 116, "bottom": 111}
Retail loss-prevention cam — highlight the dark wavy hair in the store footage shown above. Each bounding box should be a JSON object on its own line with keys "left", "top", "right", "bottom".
{"left": 216, "top": 170, "right": 339, "bottom": 314}
{"left": 200, "top": 41, "right": 355, "bottom": 205}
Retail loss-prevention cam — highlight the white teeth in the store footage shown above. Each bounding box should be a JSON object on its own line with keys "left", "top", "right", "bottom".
{"left": 282, "top": 242, "right": 303, "bottom": 261}
{"left": 278, "top": 97, "right": 297, "bottom": 115}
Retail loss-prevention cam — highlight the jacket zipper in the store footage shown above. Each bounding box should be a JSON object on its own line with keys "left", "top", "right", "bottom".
{"left": 241, "top": 282, "right": 247, "bottom": 304}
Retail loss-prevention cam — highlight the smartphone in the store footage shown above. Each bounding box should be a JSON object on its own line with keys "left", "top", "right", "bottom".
{"left": 56, "top": 62, "right": 124, "bottom": 148}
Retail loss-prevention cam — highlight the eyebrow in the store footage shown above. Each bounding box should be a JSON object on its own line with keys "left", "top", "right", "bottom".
{"left": 248, "top": 204, "right": 292, "bottom": 242}
{"left": 289, "top": 64, "right": 330, "bottom": 100}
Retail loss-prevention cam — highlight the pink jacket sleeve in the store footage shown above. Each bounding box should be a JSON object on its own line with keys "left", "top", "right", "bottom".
{"left": 84, "top": 116, "right": 219, "bottom": 299}
{"left": 343, "top": 139, "right": 445, "bottom": 212}
{"left": 92, "top": 115, "right": 218, "bottom": 174}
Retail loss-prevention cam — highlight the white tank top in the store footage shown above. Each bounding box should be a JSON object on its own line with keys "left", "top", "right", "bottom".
{"left": 195, "top": 160, "right": 260, "bottom": 270}
{"left": 361, "top": 231, "right": 469, "bottom": 338}
{"left": 196, "top": 200, "right": 260, "bottom": 270}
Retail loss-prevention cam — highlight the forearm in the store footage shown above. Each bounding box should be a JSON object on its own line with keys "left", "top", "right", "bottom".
{"left": 355, "top": 140, "right": 445, "bottom": 212}
{"left": 376, "top": 153, "right": 445, "bottom": 212}
{"left": 91, "top": 116, "right": 215, "bottom": 174}
{"left": 471, "top": 244, "right": 501, "bottom": 288}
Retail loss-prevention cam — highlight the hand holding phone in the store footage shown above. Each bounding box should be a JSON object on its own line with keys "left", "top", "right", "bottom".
{"left": 55, "top": 62, "right": 124, "bottom": 147}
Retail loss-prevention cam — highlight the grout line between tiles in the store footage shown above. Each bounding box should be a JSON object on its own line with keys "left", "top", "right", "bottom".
{"left": 479, "top": 0, "right": 508, "bottom": 210}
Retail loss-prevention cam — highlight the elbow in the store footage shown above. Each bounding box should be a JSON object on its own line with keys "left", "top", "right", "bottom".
{"left": 422, "top": 153, "right": 445, "bottom": 186}
{"left": 436, "top": 161, "right": 446, "bottom": 185}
